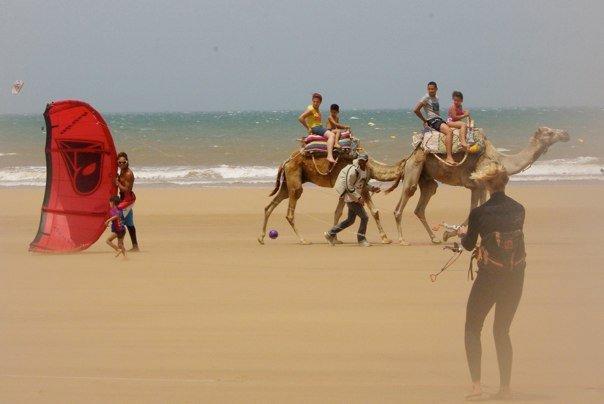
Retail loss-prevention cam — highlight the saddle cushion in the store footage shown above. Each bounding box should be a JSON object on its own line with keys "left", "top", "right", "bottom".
{"left": 412, "top": 128, "right": 484, "bottom": 155}
{"left": 303, "top": 138, "right": 359, "bottom": 158}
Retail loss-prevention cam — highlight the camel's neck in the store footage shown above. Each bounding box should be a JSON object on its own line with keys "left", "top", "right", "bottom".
{"left": 491, "top": 137, "right": 548, "bottom": 175}
{"left": 367, "top": 158, "right": 404, "bottom": 181}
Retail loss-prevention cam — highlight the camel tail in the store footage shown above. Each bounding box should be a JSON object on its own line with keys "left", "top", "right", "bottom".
{"left": 384, "top": 160, "right": 408, "bottom": 194}
{"left": 384, "top": 157, "right": 409, "bottom": 195}
{"left": 268, "top": 164, "right": 284, "bottom": 196}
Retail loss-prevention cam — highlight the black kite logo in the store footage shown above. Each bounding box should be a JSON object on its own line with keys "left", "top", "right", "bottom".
{"left": 57, "top": 140, "right": 104, "bottom": 195}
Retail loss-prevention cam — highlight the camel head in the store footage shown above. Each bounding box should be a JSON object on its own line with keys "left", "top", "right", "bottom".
{"left": 532, "top": 127, "right": 570, "bottom": 150}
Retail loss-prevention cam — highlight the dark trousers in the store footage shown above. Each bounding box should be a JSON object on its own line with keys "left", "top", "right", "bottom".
{"left": 328, "top": 202, "right": 368, "bottom": 242}
{"left": 465, "top": 267, "right": 524, "bottom": 387}
{"left": 127, "top": 226, "right": 138, "bottom": 248}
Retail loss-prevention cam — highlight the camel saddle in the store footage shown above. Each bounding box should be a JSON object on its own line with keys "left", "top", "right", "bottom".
{"left": 301, "top": 137, "right": 360, "bottom": 159}
{"left": 412, "top": 127, "right": 485, "bottom": 155}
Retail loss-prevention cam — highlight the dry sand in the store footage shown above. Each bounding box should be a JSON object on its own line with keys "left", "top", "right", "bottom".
{"left": 0, "top": 184, "right": 603, "bottom": 403}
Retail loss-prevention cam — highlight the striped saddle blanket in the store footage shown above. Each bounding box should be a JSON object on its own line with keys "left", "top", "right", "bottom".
{"left": 302, "top": 137, "right": 360, "bottom": 159}
{"left": 412, "top": 128, "right": 485, "bottom": 155}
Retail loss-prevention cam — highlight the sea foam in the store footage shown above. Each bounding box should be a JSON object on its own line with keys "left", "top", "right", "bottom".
{"left": 0, "top": 157, "right": 601, "bottom": 187}
{"left": 0, "top": 165, "right": 278, "bottom": 187}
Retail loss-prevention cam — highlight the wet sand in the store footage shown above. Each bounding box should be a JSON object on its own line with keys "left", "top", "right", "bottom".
{"left": 0, "top": 184, "right": 603, "bottom": 403}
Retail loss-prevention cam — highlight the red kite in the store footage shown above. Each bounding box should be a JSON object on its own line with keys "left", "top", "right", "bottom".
{"left": 30, "top": 100, "right": 117, "bottom": 252}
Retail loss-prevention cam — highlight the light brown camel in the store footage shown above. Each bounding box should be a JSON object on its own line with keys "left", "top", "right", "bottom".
{"left": 381, "top": 126, "right": 570, "bottom": 245}
{"left": 258, "top": 148, "right": 405, "bottom": 245}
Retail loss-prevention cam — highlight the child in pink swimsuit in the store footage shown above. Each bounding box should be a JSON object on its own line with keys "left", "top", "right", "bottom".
{"left": 447, "top": 91, "right": 470, "bottom": 149}
{"left": 447, "top": 91, "right": 470, "bottom": 123}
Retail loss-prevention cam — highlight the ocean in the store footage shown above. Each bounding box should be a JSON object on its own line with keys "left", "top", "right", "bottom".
{"left": 1, "top": 108, "right": 603, "bottom": 187}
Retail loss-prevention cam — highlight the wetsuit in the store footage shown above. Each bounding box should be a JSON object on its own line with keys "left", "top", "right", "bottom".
{"left": 461, "top": 191, "right": 526, "bottom": 388}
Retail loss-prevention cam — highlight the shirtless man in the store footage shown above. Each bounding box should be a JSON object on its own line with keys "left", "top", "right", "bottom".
{"left": 115, "top": 152, "right": 139, "bottom": 251}
{"left": 414, "top": 81, "right": 468, "bottom": 164}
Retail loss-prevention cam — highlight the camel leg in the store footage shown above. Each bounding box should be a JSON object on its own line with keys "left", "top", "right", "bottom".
{"left": 464, "top": 188, "right": 483, "bottom": 225}
{"left": 443, "top": 188, "right": 484, "bottom": 242}
{"left": 330, "top": 196, "right": 346, "bottom": 244}
{"left": 393, "top": 173, "right": 422, "bottom": 246}
{"left": 333, "top": 196, "right": 345, "bottom": 225}
{"left": 258, "top": 184, "right": 289, "bottom": 244}
{"left": 286, "top": 186, "right": 310, "bottom": 245}
{"left": 364, "top": 189, "right": 391, "bottom": 244}
{"left": 414, "top": 178, "right": 440, "bottom": 244}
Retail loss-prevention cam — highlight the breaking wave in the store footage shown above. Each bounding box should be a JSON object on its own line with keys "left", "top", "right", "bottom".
{"left": 0, "top": 165, "right": 278, "bottom": 187}
{"left": 512, "top": 156, "right": 603, "bottom": 181}
{"left": 0, "top": 157, "right": 602, "bottom": 187}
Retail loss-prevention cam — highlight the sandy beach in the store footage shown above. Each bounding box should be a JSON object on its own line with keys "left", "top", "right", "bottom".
{"left": 0, "top": 183, "right": 603, "bottom": 403}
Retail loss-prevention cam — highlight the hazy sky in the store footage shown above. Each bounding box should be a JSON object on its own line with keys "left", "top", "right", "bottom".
{"left": 1, "top": 0, "right": 603, "bottom": 113}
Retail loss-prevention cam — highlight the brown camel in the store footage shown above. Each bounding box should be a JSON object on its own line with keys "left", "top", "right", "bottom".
{"left": 258, "top": 148, "right": 405, "bottom": 245}
{"left": 382, "top": 126, "right": 570, "bottom": 245}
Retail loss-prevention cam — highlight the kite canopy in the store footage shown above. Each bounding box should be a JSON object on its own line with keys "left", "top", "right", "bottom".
{"left": 11, "top": 80, "right": 24, "bottom": 95}
{"left": 29, "top": 100, "right": 117, "bottom": 252}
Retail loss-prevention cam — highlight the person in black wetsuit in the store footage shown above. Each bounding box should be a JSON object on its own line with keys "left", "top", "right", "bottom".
{"left": 457, "top": 163, "right": 526, "bottom": 401}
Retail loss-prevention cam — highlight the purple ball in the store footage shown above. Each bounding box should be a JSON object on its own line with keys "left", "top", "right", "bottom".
{"left": 269, "top": 229, "right": 278, "bottom": 239}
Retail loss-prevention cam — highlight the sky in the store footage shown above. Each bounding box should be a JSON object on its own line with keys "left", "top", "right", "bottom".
{"left": 1, "top": 0, "right": 603, "bottom": 113}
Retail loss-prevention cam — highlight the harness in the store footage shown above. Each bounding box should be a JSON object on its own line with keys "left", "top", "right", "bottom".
{"left": 468, "top": 229, "right": 526, "bottom": 280}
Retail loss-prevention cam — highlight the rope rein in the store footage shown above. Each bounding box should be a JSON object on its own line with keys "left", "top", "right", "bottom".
{"left": 432, "top": 150, "right": 470, "bottom": 167}
{"left": 430, "top": 244, "right": 464, "bottom": 282}
{"left": 311, "top": 153, "right": 341, "bottom": 176}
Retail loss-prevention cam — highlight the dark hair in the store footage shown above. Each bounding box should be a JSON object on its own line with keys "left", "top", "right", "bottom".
{"left": 452, "top": 90, "right": 463, "bottom": 100}
{"left": 330, "top": 104, "right": 339, "bottom": 111}
{"left": 117, "top": 152, "right": 128, "bottom": 160}
{"left": 312, "top": 92, "right": 322, "bottom": 101}
{"left": 427, "top": 81, "right": 437, "bottom": 88}
{"left": 109, "top": 195, "right": 121, "bottom": 204}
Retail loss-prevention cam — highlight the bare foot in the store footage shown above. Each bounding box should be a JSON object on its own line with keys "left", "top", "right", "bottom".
{"left": 466, "top": 382, "right": 483, "bottom": 401}
{"left": 490, "top": 387, "right": 512, "bottom": 400}
{"left": 327, "top": 156, "right": 337, "bottom": 164}
{"left": 445, "top": 156, "right": 456, "bottom": 164}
